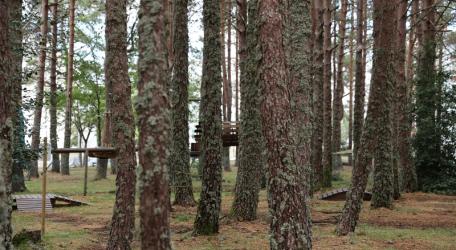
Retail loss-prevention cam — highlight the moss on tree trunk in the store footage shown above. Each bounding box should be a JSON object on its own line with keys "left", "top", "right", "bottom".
{"left": 0, "top": 1, "right": 14, "bottom": 246}
{"left": 232, "top": 0, "right": 264, "bottom": 221}
{"left": 337, "top": 0, "right": 397, "bottom": 234}
{"left": 193, "top": 0, "right": 223, "bottom": 236}
{"left": 322, "top": 0, "right": 333, "bottom": 187}
{"left": 170, "top": 0, "right": 196, "bottom": 207}
{"left": 11, "top": 0, "right": 27, "bottom": 192}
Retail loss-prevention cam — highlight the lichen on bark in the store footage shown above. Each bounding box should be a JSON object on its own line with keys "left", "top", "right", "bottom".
{"left": 193, "top": 0, "right": 223, "bottom": 236}
{"left": 169, "top": 0, "right": 195, "bottom": 207}
{"left": 337, "top": 0, "right": 397, "bottom": 234}
{"left": 232, "top": 0, "right": 264, "bottom": 221}
{"left": 0, "top": 0, "right": 14, "bottom": 246}
{"left": 136, "top": 1, "right": 172, "bottom": 248}
{"left": 258, "top": 0, "right": 313, "bottom": 248}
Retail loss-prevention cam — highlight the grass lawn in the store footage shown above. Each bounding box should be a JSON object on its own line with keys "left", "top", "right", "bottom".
{"left": 12, "top": 165, "right": 456, "bottom": 249}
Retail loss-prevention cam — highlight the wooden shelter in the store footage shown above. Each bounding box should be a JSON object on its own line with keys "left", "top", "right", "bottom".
{"left": 190, "top": 122, "right": 239, "bottom": 157}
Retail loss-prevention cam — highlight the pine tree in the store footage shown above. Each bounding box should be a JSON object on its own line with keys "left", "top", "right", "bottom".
{"left": 136, "top": 0, "right": 172, "bottom": 248}
{"left": 392, "top": 0, "right": 409, "bottom": 200}
{"left": 347, "top": 0, "right": 355, "bottom": 165}
{"left": 170, "top": 0, "right": 196, "bottom": 207}
{"left": 322, "top": 0, "right": 333, "bottom": 187}
{"left": 106, "top": 0, "right": 137, "bottom": 248}
{"left": 353, "top": 0, "right": 367, "bottom": 162}
{"left": 0, "top": 0, "right": 13, "bottom": 246}
{"left": 50, "top": 0, "right": 60, "bottom": 173}
{"left": 258, "top": 0, "right": 313, "bottom": 248}
{"left": 61, "top": 0, "right": 76, "bottom": 175}
{"left": 30, "top": 0, "right": 49, "bottom": 178}
{"left": 232, "top": 0, "right": 264, "bottom": 221}
{"left": 337, "top": 0, "right": 397, "bottom": 234}
{"left": 332, "top": 0, "right": 348, "bottom": 170}
{"left": 193, "top": 0, "right": 223, "bottom": 235}
{"left": 11, "top": 0, "right": 27, "bottom": 192}
{"left": 311, "top": 0, "right": 324, "bottom": 189}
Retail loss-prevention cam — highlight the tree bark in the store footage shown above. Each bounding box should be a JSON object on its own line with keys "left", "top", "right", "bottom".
{"left": 0, "top": 1, "right": 14, "bottom": 246}
{"left": 311, "top": 0, "right": 324, "bottom": 189}
{"left": 353, "top": 0, "right": 366, "bottom": 163}
{"left": 30, "top": 0, "right": 49, "bottom": 178}
{"left": 106, "top": 0, "right": 137, "bottom": 249}
{"left": 392, "top": 0, "right": 409, "bottom": 200}
{"left": 50, "top": 0, "right": 60, "bottom": 173}
{"left": 322, "top": 0, "right": 333, "bottom": 187}
{"left": 11, "top": 0, "right": 27, "bottom": 192}
{"left": 234, "top": 0, "right": 243, "bottom": 168}
{"left": 227, "top": 0, "right": 232, "bottom": 123}
{"left": 61, "top": 0, "right": 76, "bottom": 175}
{"left": 347, "top": 0, "right": 355, "bottom": 166}
{"left": 259, "top": 0, "right": 313, "bottom": 248}
{"left": 337, "top": 0, "right": 397, "bottom": 234}
{"left": 370, "top": 0, "right": 396, "bottom": 209}
{"left": 136, "top": 0, "right": 172, "bottom": 248}
{"left": 170, "top": 0, "right": 196, "bottom": 207}
{"left": 232, "top": 0, "right": 264, "bottom": 221}
{"left": 193, "top": 0, "right": 223, "bottom": 235}
{"left": 332, "top": 0, "right": 348, "bottom": 170}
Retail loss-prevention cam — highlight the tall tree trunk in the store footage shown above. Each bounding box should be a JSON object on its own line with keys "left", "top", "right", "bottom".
{"left": 50, "top": 0, "right": 60, "bottom": 173}
{"left": 11, "top": 0, "right": 27, "bottom": 192}
{"left": 332, "top": 0, "right": 348, "bottom": 170}
{"left": 336, "top": 0, "right": 397, "bottom": 234}
{"left": 221, "top": 0, "right": 227, "bottom": 121}
{"left": 234, "top": 1, "right": 241, "bottom": 168}
{"left": 232, "top": 0, "right": 264, "bottom": 221}
{"left": 0, "top": 1, "right": 13, "bottom": 246}
{"left": 402, "top": 0, "right": 418, "bottom": 192}
{"left": 137, "top": 0, "right": 172, "bottom": 248}
{"left": 311, "top": 0, "right": 324, "bottom": 189}
{"left": 106, "top": 0, "right": 137, "bottom": 248}
{"left": 370, "top": 0, "right": 396, "bottom": 209}
{"left": 392, "top": 0, "right": 409, "bottom": 200}
{"left": 30, "top": 0, "right": 49, "bottom": 178}
{"left": 193, "top": 0, "right": 223, "bottom": 235}
{"left": 61, "top": 0, "right": 75, "bottom": 175}
{"left": 322, "top": 0, "right": 333, "bottom": 187}
{"left": 414, "top": 0, "right": 437, "bottom": 189}
{"left": 259, "top": 0, "right": 313, "bottom": 248}
{"left": 347, "top": 0, "right": 355, "bottom": 165}
{"left": 227, "top": 0, "right": 232, "bottom": 122}
{"left": 352, "top": 0, "right": 366, "bottom": 163}
{"left": 235, "top": 0, "right": 241, "bottom": 121}
{"left": 170, "top": 0, "right": 196, "bottom": 207}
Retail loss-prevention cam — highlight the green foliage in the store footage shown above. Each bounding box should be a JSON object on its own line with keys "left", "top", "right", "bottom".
{"left": 414, "top": 69, "right": 456, "bottom": 194}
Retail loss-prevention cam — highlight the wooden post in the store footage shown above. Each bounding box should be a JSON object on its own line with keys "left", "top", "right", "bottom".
{"left": 41, "top": 137, "right": 48, "bottom": 238}
{"left": 83, "top": 148, "right": 88, "bottom": 196}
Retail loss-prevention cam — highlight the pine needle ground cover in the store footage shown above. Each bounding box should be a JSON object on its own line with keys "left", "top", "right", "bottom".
{"left": 12, "top": 167, "right": 456, "bottom": 250}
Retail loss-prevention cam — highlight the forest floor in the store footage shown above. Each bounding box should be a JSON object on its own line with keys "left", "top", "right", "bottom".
{"left": 12, "top": 165, "right": 456, "bottom": 250}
